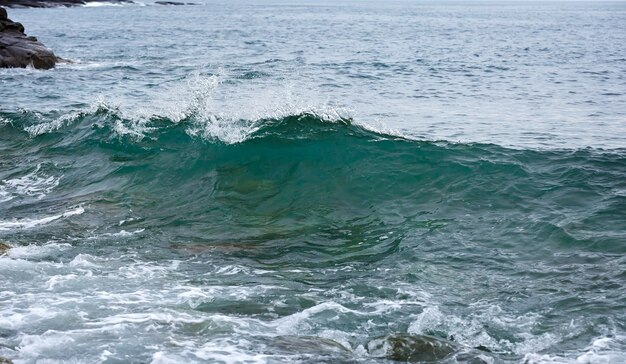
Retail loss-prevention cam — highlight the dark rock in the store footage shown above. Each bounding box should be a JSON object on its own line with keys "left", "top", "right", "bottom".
{"left": 0, "top": 356, "right": 13, "bottom": 364}
{"left": 367, "top": 334, "right": 458, "bottom": 362}
{"left": 155, "top": 1, "right": 198, "bottom": 5}
{"left": 0, "top": 0, "right": 133, "bottom": 8}
{"left": 0, "top": 8, "right": 60, "bottom": 69}
{"left": 0, "top": 241, "right": 11, "bottom": 256}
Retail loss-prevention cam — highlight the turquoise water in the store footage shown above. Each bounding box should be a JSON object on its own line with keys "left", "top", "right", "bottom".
{"left": 1, "top": 2, "right": 626, "bottom": 363}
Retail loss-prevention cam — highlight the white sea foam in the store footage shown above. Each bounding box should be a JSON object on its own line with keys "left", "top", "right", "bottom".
{"left": 151, "top": 337, "right": 273, "bottom": 364}
{"left": 407, "top": 305, "right": 550, "bottom": 354}
{"left": 175, "top": 340, "right": 270, "bottom": 364}
{"left": 172, "top": 283, "right": 285, "bottom": 309}
{"left": 404, "top": 303, "right": 625, "bottom": 362}
{"left": 84, "top": 228, "right": 145, "bottom": 241}
{"left": 17, "top": 332, "right": 76, "bottom": 360}
{"left": 0, "top": 115, "right": 11, "bottom": 126}
{"left": 0, "top": 207, "right": 84, "bottom": 231}
{"left": 180, "top": 72, "right": 358, "bottom": 144}
{"left": 90, "top": 312, "right": 206, "bottom": 326}
{"left": 575, "top": 336, "right": 626, "bottom": 364}
{"left": 111, "top": 228, "right": 145, "bottom": 237}
{"left": 10, "top": 71, "right": 397, "bottom": 144}
{"left": 24, "top": 111, "right": 84, "bottom": 136}
{"left": 0, "top": 165, "right": 60, "bottom": 202}
{"left": 82, "top": 1, "right": 125, "bottom": 7}
{"left": 6, "top": 242, "right": 72, "bottom": 259}
{"left": 46, "top": 273, "right": 80, "bottom": 290}
{"left": 86, "top": 71, "right": 399, "bottom": 145}
{"left": 522, "top": 336, "right": 626, "bottom": 363}
{"left": 274, "top": 302, "right": 362, "bottom": 335}
{"left": 1, "top": 235, "right": 621, "bottom": 364}
{"left": 68, "top": 254, "right": 102, "bottom": 268}
{"left": 151, "top": 351, "right": 189, "bottom": 364}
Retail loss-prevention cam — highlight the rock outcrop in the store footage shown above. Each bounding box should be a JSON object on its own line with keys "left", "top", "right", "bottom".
{"left": 0, "top": 7, "right": 59, "bottom": 69}
{"left": 0, "top": 0, "right": 132, "bottom": 8}
{"left": 0, "top": 241, "right": 11, "bottom": 256}
{"left": 368, "top": 334, "right": 458, "bottom": 362}
{"left": 155, "top": 1, "right": 198, "bottom": 5}
{"left": 367, "top": 334, "right": 496, "bottom": 363}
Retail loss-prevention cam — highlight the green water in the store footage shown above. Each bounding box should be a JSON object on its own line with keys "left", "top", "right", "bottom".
{"left": 1, "top": 110, "right": 625, "bottom": 362}
{"left": 1, "top": 1, "right": 626, "bottom": 362}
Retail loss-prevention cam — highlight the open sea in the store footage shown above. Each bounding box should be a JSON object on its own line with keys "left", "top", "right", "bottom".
{"left": 1, "top": 1, "right": 625, "bottom": 363}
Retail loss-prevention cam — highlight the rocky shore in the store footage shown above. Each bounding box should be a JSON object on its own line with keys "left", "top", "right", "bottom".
{"left": 0, "top": 7, "right": 60, "bottom": 69}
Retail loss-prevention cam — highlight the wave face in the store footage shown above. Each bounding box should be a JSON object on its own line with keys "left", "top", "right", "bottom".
{"left": 3, "top": 108, "right": 624, "bottom": 251}
{"left": 1, "top": 109, "right": 625, "bottom": 362}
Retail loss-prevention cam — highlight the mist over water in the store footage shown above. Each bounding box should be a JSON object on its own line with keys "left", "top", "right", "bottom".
{"left": 1, "top": 1, "right": 625, "bottom": 363}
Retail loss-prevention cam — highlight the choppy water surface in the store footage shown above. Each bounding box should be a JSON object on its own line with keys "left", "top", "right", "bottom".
{"left": 1, "top": 1, "right": 626, "bottom": 363}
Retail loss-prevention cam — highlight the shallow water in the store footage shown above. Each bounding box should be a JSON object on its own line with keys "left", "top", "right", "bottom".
{"left": 1, "top": 1, "right": 625, "bottom": 363}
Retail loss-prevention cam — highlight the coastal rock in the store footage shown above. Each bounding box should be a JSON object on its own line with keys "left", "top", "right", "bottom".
{"left": 0, "top": 241, "right": 11, "bottom": 256}
{"left": 367, "top": 334, "right": 458, "bottom": 362}
{"left": 0, "top": 0, "right": 133, "bottom": 8}
{"left": 0, "top": 7, "right": 59, "bottom": 69}
{"left": 0, "top": 356, "right": 13, "bottom": 364}
{"left": 155, "top": 1, "right": 198, "bottom": 5}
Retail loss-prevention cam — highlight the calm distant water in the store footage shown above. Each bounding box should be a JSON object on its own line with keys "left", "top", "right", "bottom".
{"left": 1, "top": 1, "right": 625, "bottom": 363}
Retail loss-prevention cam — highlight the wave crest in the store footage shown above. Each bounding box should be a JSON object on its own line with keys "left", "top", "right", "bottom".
{"left": 0, "top": 105, "right": 389, "bottom": 146}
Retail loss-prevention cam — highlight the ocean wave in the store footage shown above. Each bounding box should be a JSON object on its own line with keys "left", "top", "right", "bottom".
{"left": 2, "top": 107, "right": 625, "bottom": 258}
{"left": 0, "top": 106, "right": 364, "bottom": 144}
{"left": 2, "top": 105, "right": 625, "bottom": 161}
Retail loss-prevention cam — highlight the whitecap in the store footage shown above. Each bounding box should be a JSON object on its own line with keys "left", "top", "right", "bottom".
{"left": 6, "top": 242, "right": 72, "bottom": 259}
{"left": 88, "top": 71, "right": 402, "bottom": 145}
{"left": 46, "top": 274, "right": 79, "bottom": 290}
{"left": 0, "top": 165, "right": 60, "bottom": 202}
{"left": 575, "top": 335, "right": 626, "bottom": 364}
{"left": 82, "top": 1, "right": 125, "bottom": 7}
{"left": 24, "top": 111, "right": 84, "bottom": 136}
{"left": 0, "top": 207, "right": 84, "bottom": 231}
{"left": 111, "top": 228, "right": 145, "bottom": 237}
{"left": 68, "top": 254, "right": 102, "bottom": 268}
{"left": 273, "top": 301, "right": 362, "bottom": 335}
{"left": 17, "top": 332, "right": 75, "bottom": 359}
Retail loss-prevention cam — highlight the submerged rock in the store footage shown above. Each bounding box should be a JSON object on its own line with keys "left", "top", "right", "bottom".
{"left": 0, "top": 241, "right": 11, "bottom": 256}
{"left": 367, "top": 334, "right": 458, "bottom": 362}
{"left": 0, "top": 7, "right": 59, "bottom": 69}
{"left": 270, "top": 335, "right": 350, "bottom": 355}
